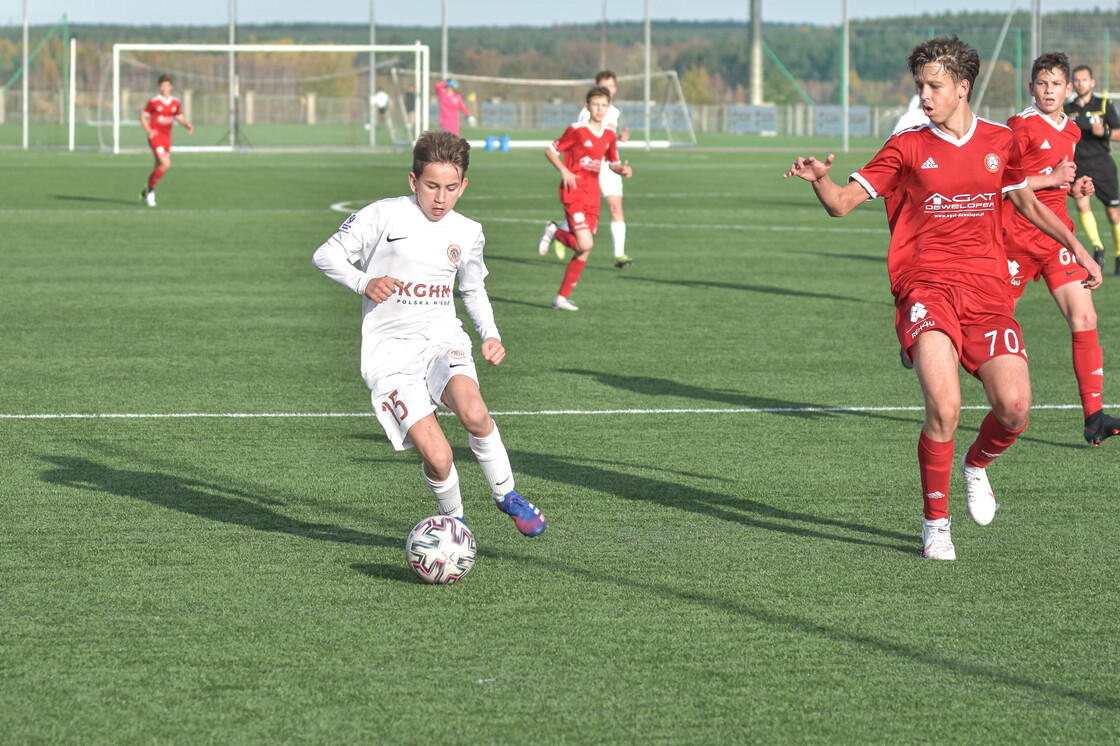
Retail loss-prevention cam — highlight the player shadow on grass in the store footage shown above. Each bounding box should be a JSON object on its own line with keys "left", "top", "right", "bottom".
{"left": 556, "top": 368, "right": 917, "bottom": 426}
{"left": 482, "top": 543, "right": 1120, "bottom": 713}
{"left": 39, "top": 455, "right": 399, "bottom": 549}
{"left": 613, "top": 274, "right": 877, "bottom": 305}
{"left": 51, "top": 194, "right": 144, "bottom": 207}
{"left": 496, "top": 448, "right": 914, "bottom": 552}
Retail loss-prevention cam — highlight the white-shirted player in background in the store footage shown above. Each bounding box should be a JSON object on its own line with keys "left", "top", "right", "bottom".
{"left": 313, "top": 130, "right": 546, "bottom": 537}
{"left": 541, "top": 70, "right": 633, "bottom": 267}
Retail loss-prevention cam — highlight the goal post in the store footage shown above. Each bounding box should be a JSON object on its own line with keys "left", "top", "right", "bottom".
{"left": 402, "top": 68, "right": 696, "bottom": 149}
{"left": 110, "top": 42, "right": 430, "bottom": 154}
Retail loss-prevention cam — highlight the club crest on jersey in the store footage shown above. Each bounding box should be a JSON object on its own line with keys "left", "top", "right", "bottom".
{"left": 447, "top": 349, "right": 467, "bottom": 360}
{"left": 447, "top": 244, "right": 461, "bottom": 263}
{"left": 984, "top": 153, "right": 1000, "bottom": 172}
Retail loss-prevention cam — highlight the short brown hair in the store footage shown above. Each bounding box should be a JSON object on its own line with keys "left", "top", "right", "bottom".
{"left": 908, "top": 36, "right": 980, "bottom": 101}
{"left": 586, "top": 85, "right": 612, "bottom": 105}
{"left": 411, "top": 130, "right": 470, "bottom": 178}
{"left": 595, "top": 70, "right": 616, "bottom": 85}
{"left": 158, "top": 74, "right": 172, "bottom": 85}
{"left": 1031, "top": 51, "right": 1070, "bottom": 85}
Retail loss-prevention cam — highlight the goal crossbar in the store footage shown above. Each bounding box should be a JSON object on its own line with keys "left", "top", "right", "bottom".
{"left": 111, "top": 42, "right": 430, "bottom": 153}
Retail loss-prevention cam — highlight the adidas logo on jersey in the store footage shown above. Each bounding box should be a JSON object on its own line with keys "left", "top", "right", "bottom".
{"left": 921, "top": 157, "right": 938, "bottom": 169}
{"left": 584, "top": 140, "right": 593, "bottom": 147}
{"left": 1041, "top": 139, "right": 1051, "bottom": 149}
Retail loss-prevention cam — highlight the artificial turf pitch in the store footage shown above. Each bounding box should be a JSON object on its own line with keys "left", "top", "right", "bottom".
{"left": 1, "top": 143, "right": 1118, "bottom": 743}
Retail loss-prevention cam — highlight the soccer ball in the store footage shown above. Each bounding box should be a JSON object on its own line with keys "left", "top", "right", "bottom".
{"left": 405, "top": 515, "right": 477, "bottom": 584}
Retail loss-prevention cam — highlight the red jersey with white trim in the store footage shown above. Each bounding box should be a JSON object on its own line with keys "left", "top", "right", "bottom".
{"left": 143, "top": 95, "right": 182, "bottom": 137}
{"left": 850, "top": 116, "right": 1028, "bottom": 295}
{"left": 550, "top": 122, "right": 619, "bottom": 205}
{"left": 1002, "top": 104, "right": 1079, "bottom": 258}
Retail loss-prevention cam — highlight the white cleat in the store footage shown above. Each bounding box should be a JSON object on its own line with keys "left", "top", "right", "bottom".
{"left": 552, "top": 294, "right": 579, "bottom": 311}
{"left": 961, "top": 455, "right": 999, "bottom": 526}
{"left": 538, "top": 221, "right": 557, "bottom": 256}
{"left": 922, "top": 516, "right": 956, "bottom": 560}
{"left": 145, "top": 189, "right": 156, "bottom": 207}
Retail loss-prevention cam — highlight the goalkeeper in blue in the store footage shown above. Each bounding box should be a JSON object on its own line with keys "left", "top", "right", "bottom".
{"left": 312, "top": 130, "right": 546, "bottom": 537}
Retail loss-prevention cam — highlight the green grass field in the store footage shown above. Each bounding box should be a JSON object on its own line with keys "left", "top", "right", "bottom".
{"left": 2, "top": 142, "right": 1119, "bottom": 743}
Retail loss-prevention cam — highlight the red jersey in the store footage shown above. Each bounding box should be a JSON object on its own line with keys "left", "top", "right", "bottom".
{"left": 851, "top": 116, "right": 1028, "bottom": 295}
{"left": 1001, "top": 105, "right": 1079, "bottom": 259}
{"left": 550, "top": 122, "right": 619, "bottom": 205}
{"left": 143, "top": 95, "right": 182, "bottom": 137}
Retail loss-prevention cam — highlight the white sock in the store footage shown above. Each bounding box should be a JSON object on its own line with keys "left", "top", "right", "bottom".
{"left": 469, "top": 424, "right": 515, "bottom": 501}
{"left": 423, "top": 463, "right": 463, "bottom": 518}
{"left": 611, "top": 221, "right": 626, "bottom": 257}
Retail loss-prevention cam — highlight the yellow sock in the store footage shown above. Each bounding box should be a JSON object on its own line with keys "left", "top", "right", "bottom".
{"left": 1111, "top": 222, "right": 1120, "bottom": 258}
{"left": 1079, "top": 210, "right": 1103, "bottom": 249}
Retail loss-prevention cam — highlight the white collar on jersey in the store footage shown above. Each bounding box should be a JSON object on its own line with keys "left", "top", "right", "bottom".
{"left": 927, "top": 112, "right": 979, "bottom": 147}
{"left": 1028, "top": 102, "right": 1069, "bottom": 131}
{"left": 155, "top": 95, "right": 174, "bottom": 104}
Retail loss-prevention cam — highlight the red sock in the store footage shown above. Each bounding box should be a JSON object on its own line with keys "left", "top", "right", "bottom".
{"left": 555, "top": 228, "right": 577, "bottom": 249}
{"left": 1072, "top": 329, "right": 1104, "bottom": 418}
{"left": 918, "top": 430, "right": 954, "bottom": 520}
{"left": 558, "top": 258, "right": 586, "bottom": 298}
{"left": 965, "top": 411, "right": 1026, "bottom": 468}
{"left": 148, "top": 165, "right": 167, "bottom": 190}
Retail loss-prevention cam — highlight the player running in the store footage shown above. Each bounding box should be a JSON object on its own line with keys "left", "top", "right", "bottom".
{"left": 139, "top": 74, "right": 192, "bottom": 207}
{"left": 784, "top": 36, "right": 1100, "bottom": 560}
{"left": 537, "top": 86, "right": 633, "bottom": 311}
{"left": 312, "top": 130, "right": 545, "bottom": 537}
{"left": 1003, "top": 51, "right": 1120, "bottom": 446}
{"left": 543, "top": 70, "right": 633, "bottom": 267}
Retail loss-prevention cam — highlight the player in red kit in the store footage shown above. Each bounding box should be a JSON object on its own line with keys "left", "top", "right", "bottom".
{"left": 139, "top": 74, "right": 192, "bottom": 207}
{"left": 539, "top": 86, "right": 632, "bottom": 311}
{"left": 784, "top": 36, "right": 1101, "bottom": 560}
{"left": 1002, "top": 51, "right": 1120, "bottom": 445}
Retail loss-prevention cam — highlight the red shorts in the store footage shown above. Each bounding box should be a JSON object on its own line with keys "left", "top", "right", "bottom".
{"left": 895, "top": 276, "right": 1027, "bottom": 376}
{"left": 562, "top": 199, "right": 600, "bottom": 235}
{"left": 148, "top": 133, "right": 171, "bottom": 156}
{"left": 1006, "top": 246, "right": 1089, "bottom": 300}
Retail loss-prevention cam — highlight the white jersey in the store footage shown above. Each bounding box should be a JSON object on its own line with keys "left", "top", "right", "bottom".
{"left": 578, "top": 103, "right": 621, "bottom": 132}
{"left": 313, "top": 195, "right": 499, "bottom": 359}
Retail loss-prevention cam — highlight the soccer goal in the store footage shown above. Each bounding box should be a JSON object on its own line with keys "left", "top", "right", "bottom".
{"left": 108, "top": 42, "right": 430, "bottom": 153}
{"left": 400, "top": 69, "right": 696, "bottom": 149}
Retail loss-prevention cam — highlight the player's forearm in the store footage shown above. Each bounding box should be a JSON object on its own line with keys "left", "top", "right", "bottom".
{"left": 460, "top": 286, "right": 500, "bottom": 342}
{"left": 812, "top": 177, "right": 864, "bottom": 218}
{"left": 312, "top": 241, "right": 369, "bottom": 295}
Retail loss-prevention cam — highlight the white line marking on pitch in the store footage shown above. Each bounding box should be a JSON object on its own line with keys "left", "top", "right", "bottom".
{"left": 0, "top": 404, "right": 1087, "bottom": 420}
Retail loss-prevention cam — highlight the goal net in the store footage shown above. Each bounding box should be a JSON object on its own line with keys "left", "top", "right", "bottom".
{"left": 106, "top": 42, "right": 430, "bottom": 153}
{"left": 400, "top": 69, "right": 696, "bottom": 149}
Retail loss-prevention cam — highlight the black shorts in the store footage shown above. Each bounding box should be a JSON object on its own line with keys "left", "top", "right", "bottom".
{"left": 1076, "top": 155, "right": 1120, "bottom": 207}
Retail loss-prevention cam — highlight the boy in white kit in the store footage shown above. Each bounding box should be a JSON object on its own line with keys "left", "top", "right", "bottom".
{"left": 313, "top": 130, "right": 546, "bottom": 537}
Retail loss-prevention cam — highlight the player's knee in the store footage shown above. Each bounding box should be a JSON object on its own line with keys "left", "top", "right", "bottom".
{"left": 1069, "top": 306, "right": 1098, "bottom": 331}
{"left": 993, "top": 395, "right": 1031, "bottom": 431}
{"left": 925, "top": 404, "right": 960, "bottom": 437}
{"left": 422, "top": 447, "right": 455, "bottom": 480}
{"left": 456, "top": 401, "right": 492, "bottom": 434}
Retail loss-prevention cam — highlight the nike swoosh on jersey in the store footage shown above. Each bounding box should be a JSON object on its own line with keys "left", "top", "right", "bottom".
{"left": 387, "top": 235, "right": 407, "bottom": 242}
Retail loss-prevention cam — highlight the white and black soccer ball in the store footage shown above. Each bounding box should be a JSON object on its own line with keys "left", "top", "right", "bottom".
{"left": 405, "top": 515, "right": 477, "bottom": 584}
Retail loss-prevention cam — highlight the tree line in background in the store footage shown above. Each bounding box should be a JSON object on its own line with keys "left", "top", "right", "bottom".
{"left": 1, "top": 10, "right": 1117, "bottom": 107}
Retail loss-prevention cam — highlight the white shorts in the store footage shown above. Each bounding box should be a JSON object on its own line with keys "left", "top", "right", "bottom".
{"left": 599, "top": 166, "right": 623, "bottom": 198}
{"left": 362, "top": 335, "right": 478, "bottom": 451}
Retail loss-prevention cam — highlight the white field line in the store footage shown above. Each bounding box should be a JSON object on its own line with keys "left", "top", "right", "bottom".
{"left": 0, "top": 404, "right": 1088, "bottom": 420}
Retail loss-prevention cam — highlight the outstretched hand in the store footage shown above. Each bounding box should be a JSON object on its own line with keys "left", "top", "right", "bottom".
{"left": 783, "top": 154, "right": 836, "bottom": 182}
